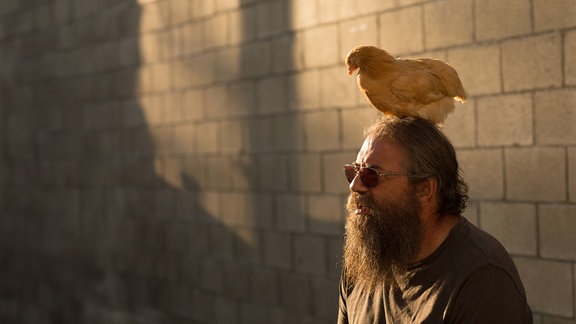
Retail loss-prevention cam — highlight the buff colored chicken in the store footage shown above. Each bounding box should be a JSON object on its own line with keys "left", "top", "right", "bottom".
{"left": 345, "top": 45, "right": 467, "bottom": 124}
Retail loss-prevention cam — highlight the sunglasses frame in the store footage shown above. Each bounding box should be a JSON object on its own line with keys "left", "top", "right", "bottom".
{"left": 344, "top": 164, "right": 430, "bottom": 188}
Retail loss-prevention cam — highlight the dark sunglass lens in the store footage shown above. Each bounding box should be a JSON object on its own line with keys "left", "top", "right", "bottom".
{"left": 360, "top": 167, "right": 378, "bottom": 187}
{"left": 344, "top": 165, "right": 356, "bottom": 183}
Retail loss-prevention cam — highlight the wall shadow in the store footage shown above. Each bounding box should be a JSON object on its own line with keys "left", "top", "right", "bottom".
{"left": 0, "top": 0, "right": 343, "bottom": 323}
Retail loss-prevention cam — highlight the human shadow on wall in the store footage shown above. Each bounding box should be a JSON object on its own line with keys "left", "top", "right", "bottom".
{"left": 0, "top": 0, "right": 344, "bottom": 323}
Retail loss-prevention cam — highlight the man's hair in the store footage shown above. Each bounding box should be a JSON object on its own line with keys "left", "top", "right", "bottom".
{"left": 365, "top": 116, "right": 469, "bottom": 215}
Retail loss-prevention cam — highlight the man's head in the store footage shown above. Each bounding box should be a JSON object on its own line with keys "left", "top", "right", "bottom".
{"left": 343, "top": 116, "right": 468, "bottom": 287}
{"left": 361, "top": 116, "right": 468, "bottom": 215}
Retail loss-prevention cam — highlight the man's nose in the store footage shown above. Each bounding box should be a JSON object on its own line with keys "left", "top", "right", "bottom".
{"left": 349, "top": 173, "right": 368, "bottom": 193}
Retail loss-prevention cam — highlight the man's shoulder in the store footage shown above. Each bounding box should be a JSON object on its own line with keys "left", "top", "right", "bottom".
{"left": 449, "top": 218, "right": 518, "bottom": 274}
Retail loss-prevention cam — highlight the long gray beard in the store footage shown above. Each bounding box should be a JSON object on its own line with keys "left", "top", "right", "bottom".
{"left": 343, "top": 191, "right": 423, "bottom": 289}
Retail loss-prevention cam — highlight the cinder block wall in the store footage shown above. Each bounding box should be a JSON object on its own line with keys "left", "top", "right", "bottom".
{"left": 0, "top": 0, "right": 575, "bottom": 323}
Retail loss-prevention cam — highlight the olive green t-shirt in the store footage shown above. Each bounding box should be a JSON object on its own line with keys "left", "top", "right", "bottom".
{"left": 338, "top": 218, "right": 532, "bottom": 323}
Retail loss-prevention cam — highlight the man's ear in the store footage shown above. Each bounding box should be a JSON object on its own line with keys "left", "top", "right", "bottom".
{"left": 416, "top": 177, "right": 437, "bottom": 203}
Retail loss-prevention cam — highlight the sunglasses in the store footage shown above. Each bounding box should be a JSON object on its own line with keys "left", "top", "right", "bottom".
{"left": 344, "top": 164, "right": 430, "bottom": 188}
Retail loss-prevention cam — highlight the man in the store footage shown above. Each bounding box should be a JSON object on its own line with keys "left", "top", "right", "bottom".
{"left": 338, "top": 117, "right": 532, "bottom": 323}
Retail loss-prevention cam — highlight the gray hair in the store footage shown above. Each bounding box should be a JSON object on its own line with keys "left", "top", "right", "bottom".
{"left": 365, "top": 116, "right": 469, "bottom": 215}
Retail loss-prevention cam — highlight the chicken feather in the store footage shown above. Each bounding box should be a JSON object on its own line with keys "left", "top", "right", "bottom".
{"left": 345, "top": 45, "right": 467, "bottom": 124}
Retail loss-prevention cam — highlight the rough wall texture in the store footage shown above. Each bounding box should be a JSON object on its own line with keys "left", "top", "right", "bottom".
{"left": 0, "top": 0, "right": 575, "bottom": 323}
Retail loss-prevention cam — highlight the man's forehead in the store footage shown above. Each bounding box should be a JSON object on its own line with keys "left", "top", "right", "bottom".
{"left": 356, "top": 136, "right": 405, "bottom": 167}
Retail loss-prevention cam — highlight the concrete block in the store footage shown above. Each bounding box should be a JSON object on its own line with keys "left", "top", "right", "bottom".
{"left": 505, "top": 147, "right": 566, "bottom": 201}
{"left": 289, "top": 154, "right": 322, "bottom": 193}
{"left": 156, "top": 156, "right": 185, "bottom": 189}
{"left": 259, "top": 155, "right": 289, "bottom": 191}
{"left": 535, "top": 89, "right": 576, "bottom": 145}
{"left": 197, "top": 190, "right": 221, "bottom": 223}
{"left": 320, "top": 66, "right": 357, "bottom": 108}
{"left": 35, "top": 4, "right": 53, "bottom": 30}
{"left": 279, "top": 273, "right": 311, "bottom": 314}
{"left": 448, "top": 45, "right": 501, "bottom": 96}
{"left": 219, "top": 119, "right": 245, "bottom": 154}
{"left": 140, "top": 1, "right": 168, "bottom": 33}
{"left": 534, "top": 0, "right": 576, "bottom": 32}
{"left": 220, "top": 192, "right": 248, "bottom": 227}
{"left": 566, "top": 30, "right": 576, "bottom": 86}
{"left": 196, "top": 52, "right": 217, "bottom": 86}
{"left": 216, "top": 0, "right": 240, "bottom": 11}
{"left": 442, "top": 100, "right": 475, "bottom": 148}
{"left": 311, "top": 277, "right": 339, "bottom": 320}
{"left": 222, "top": 264, "right": 251, "bottom": 299}
{"left": 327, "top": 236, "right": 344, "bottom": 279}
{"left": 161, "top": 92, "right": 183, "bottom": 124}
{"left": 174, "top": 190, "right": 198, "bottom": 220}
{"left": 191, "top": 290, "right": 217, "bottom": 323}
{"left": 287, "top": 70, "right": 321, "bottom": 110}
{"left": 271, "top": 33, "right": 303, "bottom": 73}
{"left": 203, "top": 13, "right": 228, "bottom": 50}
{"left": 323, "top": 152, "right": 357, "bottom": 194}
{"left": 37, "top": 132, "right": 83, "bottom": 162}
{"left": 475, "top": 0, "right": 531, "bottom": 41}
{"left": 256, "top": 0, "right": 287, "bottom": 39}
{"left": 356, "top": 0, "right": 395, "bottom": 14}
{"left": 379, "top": 7, "right": 423, "bottom": 54}
{"left": 200, "top": 259, "right": 224, "bottom": 293}
{"left": 515, "top": 257, "right": 573, "bottom": 317}
{"left": 424, "top": 0, "right": 473, "bottom": 49}
{"left": 83, "top": 101, "right": 121, "bottom": 130}
{"left": 307, "top": 194, "right": 342, "bottom": 235}
{"left": 462, "top": 201, "right": 479, "bottom": 226}
{"left": 276, "top": 193, "right": 306, "bottom": 232}
{"left": 457, "top": 149, "right": 504, "bottom": 200}
{"left": 341, "top": 108, "right": 380, "bottom": 150}
{"left": 166, "top": 221, "right": 193, "bottom": 254}
{"left": 182, "top": 21, "right": 203, "bottom": 56}
{"left": 170, "top": 0, "right": 189, "bottom": 25}
{"left": 263, "top": 230, "right": 292, "bottom": 269}
{"left": 290, "top": 0, "right": 318, "bottom": 30}
{"left": 539, "top": 204, "right": 576, "bottom": 260}
{"left": 304, "top": 110, "right": 340, "bottom": 151}
{"left": 271, "top": 114, "right": 305, "bottom": 152}
{"left": 240, "top": 41, "right": 271, "bottom": 78}
{"left": 294, "top": 234, "right": 326, "bottom": 275}
{"left": 257, "top": 75, "right": 287, "bottom": 114}
{"left": 248, "top": 192, "right": 275, "bottom": 229}
{"left": 477, "top": 94, "right": 533, "bottom": 147}
{"left": 139, "top": 94, "right": 163, "bottom": 126}
{"left": 205, "top": 156, "right": 234, "bottom": 191}
{"left": 190, "top": 0, "right": 215, "bottom": 19}
{"left": 303, "top": 25, "right": 338, "bottom": 68}
{"left": 53, "top": 0, "right": 71, "bottom": 25}
{"left": 171, "top": 58, "right": 201, "bottom": 89}
{"left": 162, "top": 28, "right": 180, "bottom": 60}
{"left": 317, "top": 0, "right": 356, "bottom": 23}
{"left": 196, "top": 121, "right": 219, "bottom": 154}
{"left": 215, "top": 297, "right": 238, "bottom": 324}
{"left": 340, "top": 15, "right": 378, "bottom": 57}
{"left": 150, "top": 126, "right": 173, "bottom": 156}
{"left": 251, "top": 267, "right": 279, "bottom": 306}
{"left": 72, "top": 0, "right": 99, "bottom": 20}
{"left": 228, "top": 7, "right": 257, "bottom": 45}
{"left": 204, "top": 85, "right": 227, "bottom": 119}
{"left": 228, "top": 81, "right": 257, "bottom": 116}
{"left": 479, "top": 202, "right": 537, "bottom": 256}
{"left": 244, "top": 116, "right": 271, "bottom": 153}
{"left": 211, "top": 226, "right": 234, "bottom": 259}
{"left": 570, "top": 147, "right": 576, "bottom": 202}
{"left": 231, "top": 227, "right": 260, "bottom": 262}
{"left": 502, "top": 34, "right": 562, "bottom": 92}
{"left": 181, "top": 89, "right": 203, "bottom": 122}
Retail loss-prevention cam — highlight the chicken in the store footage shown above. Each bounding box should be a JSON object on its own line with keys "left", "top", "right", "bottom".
{"left": 345, "top": 45, "right": 468, "bottom": 124}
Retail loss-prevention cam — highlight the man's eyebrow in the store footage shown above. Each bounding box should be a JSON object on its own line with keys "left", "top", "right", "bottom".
{"left": 363, "top": 163, "right": 383, "bottom": 170}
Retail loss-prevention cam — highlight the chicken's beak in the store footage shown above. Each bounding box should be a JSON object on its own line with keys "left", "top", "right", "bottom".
{"left": 347, "top": 65, "right": 358, "bottom": 76}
